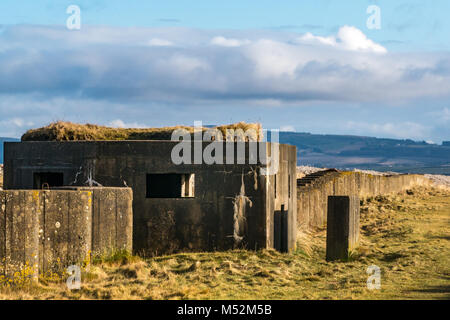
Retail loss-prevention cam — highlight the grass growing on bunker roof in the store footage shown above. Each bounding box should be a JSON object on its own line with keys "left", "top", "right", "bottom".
{"left": 21, "top": 121, "right": 263, "bottom": 142}
{"left": 0, "top": 186, "right": 449, "bottom": 300}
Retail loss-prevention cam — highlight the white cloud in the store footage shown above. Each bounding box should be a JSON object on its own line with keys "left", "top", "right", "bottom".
{"left": 337, "top": 26, "right": 387, "bottom": 54}
{"left": 4, "top": 117, "right": 33, "bottom": 128}
{"left": 211, "top": 36, "right": 250, "bottom": 47}
{"left": 109, "top": 119, "right": 146, "bottom": 128}
{"left": 146, "top": 38, "right": 174, "bottom": 46}
{"left": 12, "top": 118, "right": 25, "bottom": 127}
{"left": 299, "top": 32, "right": 337, "bottom": 46}
{"left": 244, "top": 39, "right": 305, "bottom": 78}
{"left": 298, "top": 26, "right": 387, "bottom": 54}
{"left": 0, "top": 117, "right": 34, "bottom": 137}
{"left": 167, "top": 54, "right": 209, "bottom": 73}
{"left": 428, "top": 107, "right": 450, "bottom": 124}
{"left": 280, "top": 125, "right": 295, "bottom": 132}
{"left": 442, "top": 107, "right": 450, "bottom": 122}
{"left": 346, "top": 121, "right": 429, "bottom": 140}
{"left": 0, "top": 24, "right": 449, "bottom": 142}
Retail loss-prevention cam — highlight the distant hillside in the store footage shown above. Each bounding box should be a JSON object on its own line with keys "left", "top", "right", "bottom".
{"left": 279, "top": 132, "right": 450, "bottom": 175}
{"left": 0, "top": 138, "right": 20, "bottom": 163}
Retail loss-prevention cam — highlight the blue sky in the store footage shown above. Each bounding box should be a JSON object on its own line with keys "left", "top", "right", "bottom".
{"left": 0, "top": 1, "right": 449, "bottom": 142}
{"left": 2, "top": 0, "right": 450, "bottom": 51}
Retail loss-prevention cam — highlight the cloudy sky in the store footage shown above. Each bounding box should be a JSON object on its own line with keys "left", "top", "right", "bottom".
{"left": 0, "top": 0, "right": 449, "bottom": 143}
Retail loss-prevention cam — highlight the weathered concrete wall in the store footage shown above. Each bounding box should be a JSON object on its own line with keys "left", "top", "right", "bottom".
{"left": 0, "top": 187, "right": 132, "bottom": 278}
{"left": 297, "top": 171, "right": 432, "bottom": 229}
{"left": 4, "top": 141, "right": 296, "bottom": 255}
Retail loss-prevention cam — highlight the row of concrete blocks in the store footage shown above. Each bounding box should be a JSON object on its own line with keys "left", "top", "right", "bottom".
{"left": 0, "top": 187, "right": 133, "bottom": 279}
{"left": 297, "top": 172, "right": 432, "bottom": 229}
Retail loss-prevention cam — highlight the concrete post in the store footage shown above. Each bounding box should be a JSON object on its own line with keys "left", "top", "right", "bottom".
{"left": 280, "top": 205, "right": 288, "bottom": 253}
{"left": 273, "top": 204, "right": 288, "bottom": 253}
{"left": 273, "top": 210, "right": 281, "bottom": 252}
{"left": 326, "top": 195, "right": 360, "bottom": 261}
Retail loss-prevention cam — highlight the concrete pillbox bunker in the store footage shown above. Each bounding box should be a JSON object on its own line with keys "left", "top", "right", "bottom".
{"left": 3, "top": 140, "right": 297, "bottom": 256}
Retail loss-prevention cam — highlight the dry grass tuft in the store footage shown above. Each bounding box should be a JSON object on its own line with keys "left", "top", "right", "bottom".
{"left": 92, "top": 249, "right": 141, "bottom": 266}
{"left": 21, "top": 121, "right": 263, "bottom": 142}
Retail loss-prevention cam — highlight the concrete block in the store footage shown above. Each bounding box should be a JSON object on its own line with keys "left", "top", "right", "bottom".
{"left": 23, "top": 191, "right": 41, "bottom": 279}
{"left": 67, "top": 191, "right": 92, "bottom": 267}
{"left": 319, "top": 188, "right": 327, "bottom": 226}
{"left": 296, "top": 191, "right": 303, "bottom": 226}
{"left": 39, "top": 190, "right": 92, "bottom": 274}
{"left": 92, "top": 188, "right": 116, "bottom": 256}
{"left": 114, "top": 188, "right": 133, "bottom": 253}
{"left": 91, "top": 188, "right": 133, "bottom": 255}
{"left": 326, "top": 195, "right": 360, "bottom": 261}
{"left": 41, "top": 190, "right": 70, "bottom": 274}
{"left": 298, "top": 190, "right": 310, "bottom": 228}
{"left": 3, "top": 191, "right": 40, "bottom": 279}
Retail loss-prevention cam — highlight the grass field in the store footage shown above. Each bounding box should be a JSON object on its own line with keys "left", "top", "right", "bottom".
{"left": 1, "top": 186, "right": 449, "bottom": 300}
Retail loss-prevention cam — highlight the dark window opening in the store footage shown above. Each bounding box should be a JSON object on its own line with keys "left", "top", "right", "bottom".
{"left": 146, "top": 173, "right": 195, "bottom": 198}
{"left": 33, "top": 172, "right": 64, "bottom": 189}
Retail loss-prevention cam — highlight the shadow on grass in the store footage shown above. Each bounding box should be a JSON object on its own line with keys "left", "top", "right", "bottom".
{"left": 409, "top": 284, "right": 450, "bottom": 295}
{"left": 426, "top": 235, "right": 450, "bottom": 241}
{"left": 378, "top": 252, "right": 407, "bottom": 262}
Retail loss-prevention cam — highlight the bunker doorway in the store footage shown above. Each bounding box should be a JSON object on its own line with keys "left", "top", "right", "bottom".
{"left": 33, "top": 172, "right": 64, "bottom": 189}
{"left": 274, "top": 204, "right": 288, "bottom": 252}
